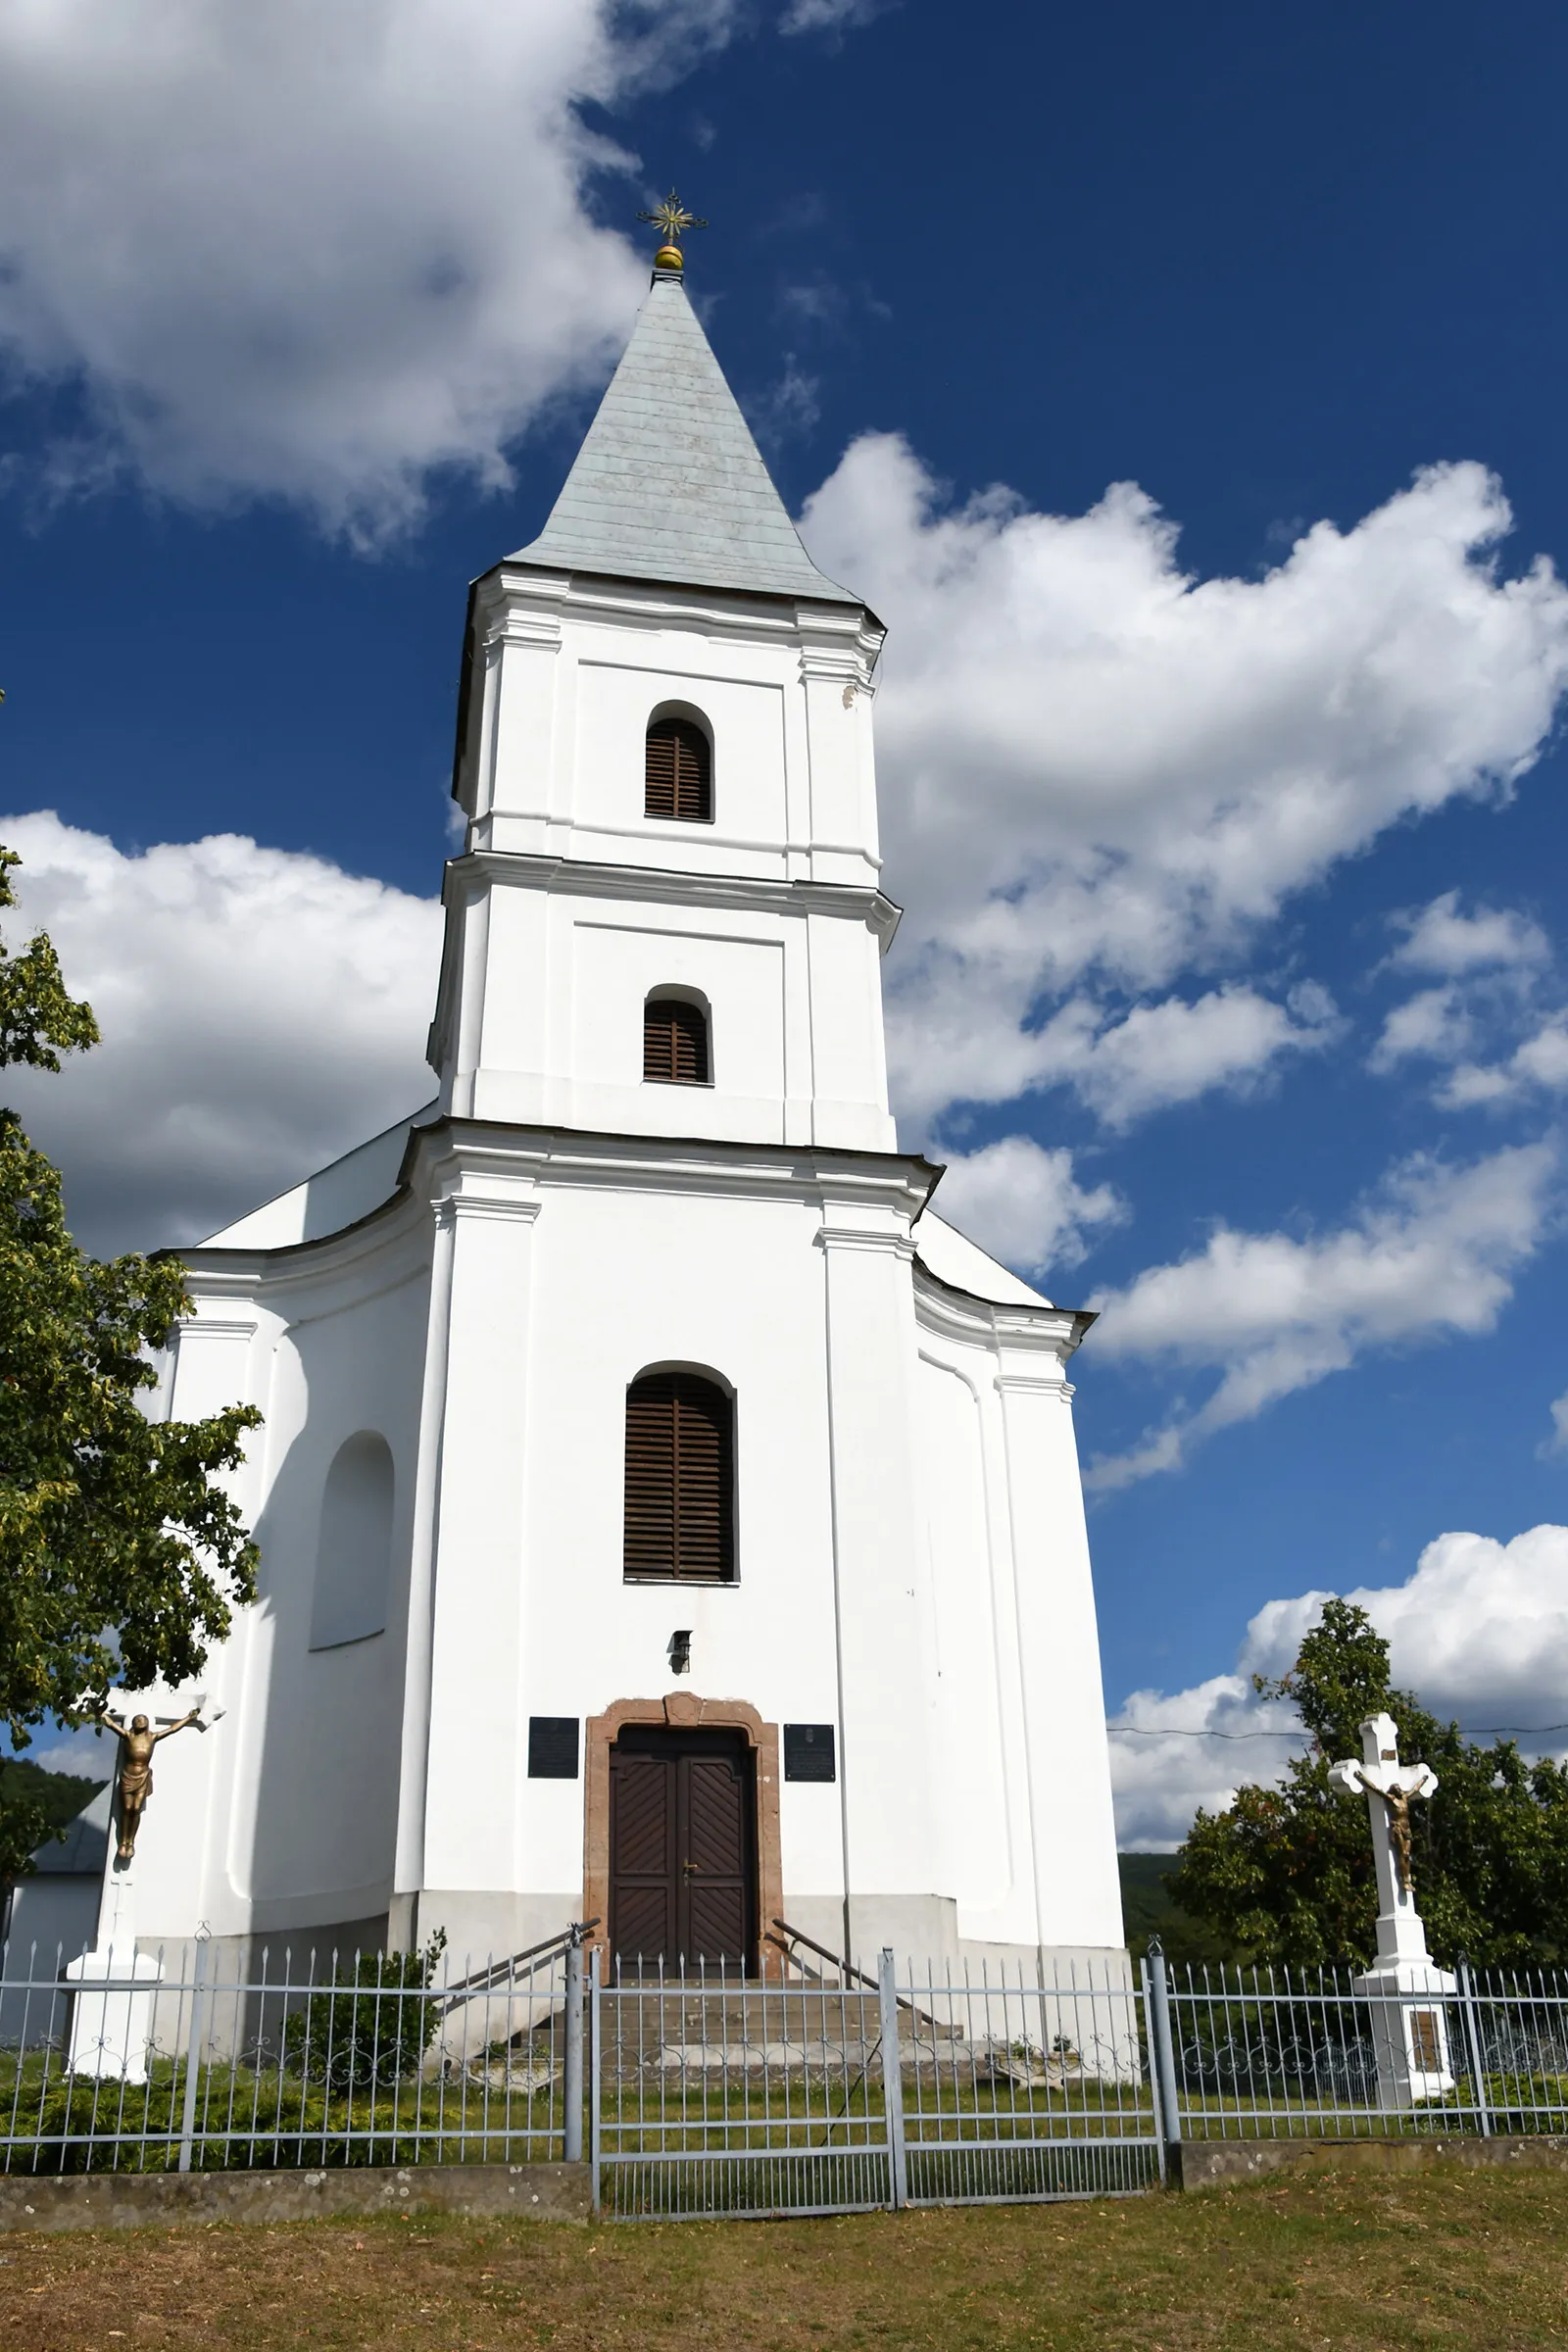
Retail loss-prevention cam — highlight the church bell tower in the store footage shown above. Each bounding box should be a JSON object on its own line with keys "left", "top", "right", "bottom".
{"left": 158, "top": 207, "right": 1124, "bottom": 1985}
{"left": 428, "top": 239, "right": 899, "bottom": 1158}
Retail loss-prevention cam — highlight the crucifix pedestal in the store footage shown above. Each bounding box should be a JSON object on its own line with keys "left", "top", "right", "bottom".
{"left": 63, "top": 1859, "right": 164, "bottom": 2084}
{"left": 1330, "top": 1712, "right": 1454, "bottom": 2109}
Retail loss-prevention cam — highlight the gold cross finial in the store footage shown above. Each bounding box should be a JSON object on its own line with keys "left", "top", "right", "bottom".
{"left": 637, "top": 190, "right": 708, "bottom": 274}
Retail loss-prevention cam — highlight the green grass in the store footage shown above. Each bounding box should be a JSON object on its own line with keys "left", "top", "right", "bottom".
{"left": 8, "top": 2162, "right": 1568, "bottom": 2348}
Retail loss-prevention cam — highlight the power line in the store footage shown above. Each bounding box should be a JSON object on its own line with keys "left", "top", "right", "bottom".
{"left": 1111, "top": 1722, "right": 1568, "bottom": 1740}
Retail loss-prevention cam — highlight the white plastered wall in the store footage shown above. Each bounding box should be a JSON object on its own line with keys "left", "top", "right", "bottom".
{"left": 107, "top": 1214, "right": 432, "bottom": 1958}
{"left": 432, "top": 570, "right": 897, "bottom": 1154}
{"left": 910, "top": 1282, "right": 1127, "bottom": 1963}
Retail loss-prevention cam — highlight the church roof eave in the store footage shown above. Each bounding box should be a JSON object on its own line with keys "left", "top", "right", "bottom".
{"left": 911, "top": 1253, "right": 1098, "bottom": 1355}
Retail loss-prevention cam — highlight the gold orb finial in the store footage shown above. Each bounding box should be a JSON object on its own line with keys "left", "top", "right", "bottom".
{"left": 637, "top": 189, "right": 708, "bottom": 274}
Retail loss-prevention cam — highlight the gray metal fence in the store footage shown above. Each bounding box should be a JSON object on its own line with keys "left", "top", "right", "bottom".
{"left": 591, "top": 1943, "right": 1160, "bottom": 2218}
{"left": 12, "top": 1935, "right": 1560, "bottom": 2211}
{"left": 0, "top": 1930, "right": 576, "bottom": 2175}
{"left": 0, "top": 1931, "right": 1160, "bottom": 2212}
{"left": 1148, "top": 1949, "right": 1568, "bottom": 2145}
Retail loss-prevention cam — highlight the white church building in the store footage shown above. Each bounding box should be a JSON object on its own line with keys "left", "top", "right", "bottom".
{"left": 116, "top": 240, "right": 1126, "bottom": 1980}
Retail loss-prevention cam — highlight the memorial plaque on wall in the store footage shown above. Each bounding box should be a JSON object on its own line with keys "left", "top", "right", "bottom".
{"left": 527, "top": 1716, "right": 579, "bottom": 1779}
{"left": 783, "top": 1723, "right": 836, "bottom": 1782}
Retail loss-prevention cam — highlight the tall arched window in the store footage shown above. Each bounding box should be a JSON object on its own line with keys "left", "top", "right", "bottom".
{"left": 645, "top": 715, "right": 712, "bottom": 822}
{"left": 644, "top": 992, "right": 710, "bottom": 1086}
{"left": 624, "top": 1371, "right": 735, "bottom": 1582}
{"left": 309, "top": 1432, "right": 395, "bottom": 1649}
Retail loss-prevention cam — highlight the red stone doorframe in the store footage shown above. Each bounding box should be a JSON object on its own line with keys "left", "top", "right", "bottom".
{"left": 583, "top": 1693, "right": 784, "bottom": 1981}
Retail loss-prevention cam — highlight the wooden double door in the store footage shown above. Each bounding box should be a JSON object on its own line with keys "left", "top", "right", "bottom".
{"left": 608, "top": 1726, "right": 758, "bottom": 1971}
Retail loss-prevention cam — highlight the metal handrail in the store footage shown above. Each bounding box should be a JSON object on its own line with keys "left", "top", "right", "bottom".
{"left": 768, "top": 1916, "right": 878, "bottom": 1990}
{"left": 441, "top": 1917, "right": 600, "bottom": 2002}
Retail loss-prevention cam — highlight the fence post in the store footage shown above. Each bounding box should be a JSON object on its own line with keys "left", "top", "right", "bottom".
{"left": 877, "top": 1948, "right": 907, "bottom": 2210}
{"left": 564, "top": 1939, "right": 584, "bottom": 2164}
{"left": 1139, "top": 1957, "right": 1168, "bottom": 2185}
{"left": 588, "top": 1944, "right": 602, "bottom": 2212}
{"left": 176, "top": 1933, "right": 210, "bottom": 2175}
{"left": 1146, "top": 1939, "right": 1182, "bottom": 2172}
{"left": 1455, "top": 1955, "right": 1492, "bottom": 2138}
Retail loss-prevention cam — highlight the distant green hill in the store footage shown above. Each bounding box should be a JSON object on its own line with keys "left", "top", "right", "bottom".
{"left": 1, "top": 1761, "right": 109, "bottom": 1875}
{"left": 1117, "top": 1851, "right": 1232, "bottom": 1966}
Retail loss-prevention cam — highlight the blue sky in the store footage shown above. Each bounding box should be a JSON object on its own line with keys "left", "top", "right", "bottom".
{"left": 4, "top": 0, "right": 1568, "bottom": 1839}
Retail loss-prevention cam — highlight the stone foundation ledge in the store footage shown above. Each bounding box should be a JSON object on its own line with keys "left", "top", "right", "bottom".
{"left": 0, "top": 2161, "right": 591, "bottom": 2234}
{"left": 1177, "top": 2134, "right": 1568, "bottom": 2191}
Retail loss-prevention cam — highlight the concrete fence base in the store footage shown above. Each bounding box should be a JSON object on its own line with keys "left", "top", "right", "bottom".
{"left": 1176, "top": 2134, "right": 1568, "bottom": 2191}
{"left": 0, "top": 2161, "right": 591, "bottom": 2234}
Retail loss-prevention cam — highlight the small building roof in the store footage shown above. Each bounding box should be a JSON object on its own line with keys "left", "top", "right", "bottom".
{"left": 30, "top": 1782, "right": 110, "bottom": 1877}
{"left": 507, "top": 271, "right": 862, "bottom": 608}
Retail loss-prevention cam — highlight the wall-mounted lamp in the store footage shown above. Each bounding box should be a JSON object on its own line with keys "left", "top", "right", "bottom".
{"left": 667, "top": 1629, "right": 692, "bottom": 1677}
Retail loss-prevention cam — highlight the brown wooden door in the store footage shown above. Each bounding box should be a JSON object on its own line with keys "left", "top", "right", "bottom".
{"left": 609, "top": 1728, "right": 757, "bottom": 1970}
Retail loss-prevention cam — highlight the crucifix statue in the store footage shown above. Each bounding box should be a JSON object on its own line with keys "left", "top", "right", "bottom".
{"left": 95, "top": 1696, "right": 222, "bottom": 1865}
{"left": 1329, "top": 1712, "right": 1438, "bottom": 1909}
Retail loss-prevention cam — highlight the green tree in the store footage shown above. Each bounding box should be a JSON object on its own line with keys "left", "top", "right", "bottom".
{"left": 0, "top": 846, "right": 261, "bottom": 1890}
{"left": 1170, "top": 1597, "right": 1568, "bottom": 1969}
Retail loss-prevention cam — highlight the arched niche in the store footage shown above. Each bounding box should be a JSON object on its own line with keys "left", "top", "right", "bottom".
{"left": 309, "top": 1431, "right": 395, "bottom": 1650}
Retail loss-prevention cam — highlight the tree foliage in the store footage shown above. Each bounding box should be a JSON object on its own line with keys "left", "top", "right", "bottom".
{"left": 0, "top": 847, "right": 261, "bottom": 1886}
{"left": 1170, "top": 1597, "right": 1568, "bottom": 1969}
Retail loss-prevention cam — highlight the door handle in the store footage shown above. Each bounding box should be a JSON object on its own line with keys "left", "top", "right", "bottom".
{"left": 682, "top": 1860, "right": 699, "bottom": 1874}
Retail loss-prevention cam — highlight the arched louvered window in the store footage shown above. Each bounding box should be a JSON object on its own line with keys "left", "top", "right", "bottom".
{"left": 625, "top": 1371, "right": 735, "bottom": 1582}
{"left": 645, "top": 716, "right": 712, "bottom": 822}
{"left": 644, "top": 993, "right": 710, "bottom": 1086}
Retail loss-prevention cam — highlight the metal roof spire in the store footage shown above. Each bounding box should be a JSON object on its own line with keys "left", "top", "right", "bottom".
{"left": 505, "top": 201, "right": 860, "bottom": 607}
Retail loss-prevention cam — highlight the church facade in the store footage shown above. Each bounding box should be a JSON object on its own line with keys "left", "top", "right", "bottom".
{"left": 121, "top": 247, "right": 1125, "bottom": 1978}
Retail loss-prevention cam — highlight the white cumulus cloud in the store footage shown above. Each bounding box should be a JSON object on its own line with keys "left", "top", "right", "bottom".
{"left": 800, "top": 437, "right": 1568, "bottom": 1128}
{"left": 1109, "top": 1523, "right": 1568, "bottom": 1847}
{"left": 1441, "top": 1019, "right": 1568, "bottom": 1109}
{"left": 0, "top": 812, "right": 440, "bottom": 1254}
{"left": 1541, "top": 1391, "right": 1568, "bottom": 1458}
{"left": 1386, "top": 889, "right": 1550, "bottom": 979}
{"left": 1371, "top": 891, "right": 1560, "bottom": 1097}
{"left": 1369, "top": 984, "right": 1475, "bottom": 1074}
{"left": 778, "top": 0, "right": 885, "bottom": 30}
{"left": 931, "top": 1136, "right": 1125, "bottom": 1278}
{"left": 1087, "top": 1144, "right": 1555, "bottom": 1488}
{"left": 0, "top": 0, "right": 737, "bottom": 539}
{"left": 1107, "top": 1676, "right": 1302, "bottom": 1851}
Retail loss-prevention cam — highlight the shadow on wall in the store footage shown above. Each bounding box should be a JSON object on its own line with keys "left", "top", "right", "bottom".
{"left": 243, "top": 1388, "right": 411, "bottom": 1955}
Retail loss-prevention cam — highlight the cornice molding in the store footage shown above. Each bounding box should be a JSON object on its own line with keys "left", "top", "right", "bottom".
{"left": 172, "top": 1124, "right": 939, "bottom": 1285}
{"left": 815, "top": 1224, "right": 916, "bottom": 1260}
{"left": 407, "top": 1117, "right": 939, "bottom": 1221}
{"left": 435, "top": 1189, "right": 544, "bottom": 1227}
{"left": 481, "top": 561, "right": 886, "bottom": 669}
{"left": 995, "top": 1372, "right": 1077, "bottom": 1403}
{"left": 176, "top": 1181, "right": 429, "bottom": 1298}
{"left": 910, "top": 1262, "right": 1095, "bottom": 1360}
{"left": 443, "top": 849, "right": 903, "bottom": 946}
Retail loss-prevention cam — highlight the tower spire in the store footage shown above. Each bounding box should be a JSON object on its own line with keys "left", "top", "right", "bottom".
{"left": 505, "top": 230, "right": 861, "bottom": 607}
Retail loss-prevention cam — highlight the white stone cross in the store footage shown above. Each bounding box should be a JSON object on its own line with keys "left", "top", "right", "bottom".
{"left": 1328, "top": 1711, "right": 1455, "bottom": 2108}
{"left": 1329, "top": 1712, "right": 1438, "bottom": 1957}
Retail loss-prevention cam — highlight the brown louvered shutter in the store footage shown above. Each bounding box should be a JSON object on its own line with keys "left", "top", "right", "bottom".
{"left": 644, "top": 997, "right": 709, "bottom": 1085}
{"left": 645, "top": 720, "right": 711, "bottom": 822}
{"left": 624, "top": 1373, "right": 734, "bottom": 1581}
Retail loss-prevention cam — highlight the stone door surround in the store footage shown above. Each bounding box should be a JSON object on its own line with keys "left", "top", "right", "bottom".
{"left": 583, "top": 1693, "right": 784, "bottom": 1980}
